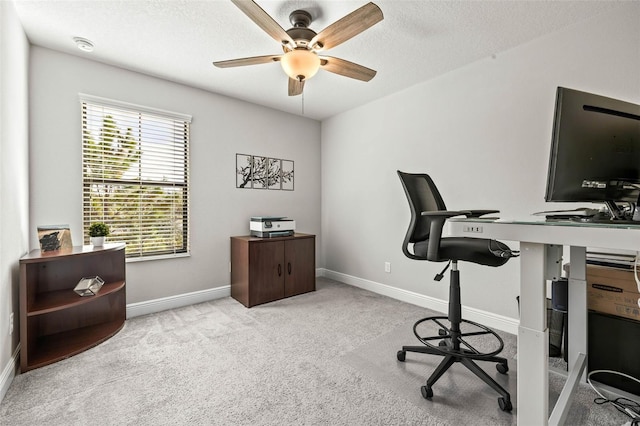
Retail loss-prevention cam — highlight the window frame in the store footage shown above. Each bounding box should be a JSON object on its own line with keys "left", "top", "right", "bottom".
{"left": 79, "top": 93, "right": 192, "bottom": 260}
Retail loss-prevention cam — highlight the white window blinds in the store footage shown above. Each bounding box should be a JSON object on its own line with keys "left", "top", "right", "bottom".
{"left": 80, "top": 94, "right": 191, "bottom": 258}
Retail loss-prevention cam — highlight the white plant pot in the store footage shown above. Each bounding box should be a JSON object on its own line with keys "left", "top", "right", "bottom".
{"left": 90, "top": 236, "right": 105, "bottom": 247}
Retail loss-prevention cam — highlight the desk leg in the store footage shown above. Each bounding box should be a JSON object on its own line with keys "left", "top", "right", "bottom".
{"left": 518, "top": 242, "right": 549, "bottom": 426}
{"left": 548, "top": 246, "right": 588, "bottom": 426}
{"left": 567, "top": 246, "right": 587, "bottom": 375}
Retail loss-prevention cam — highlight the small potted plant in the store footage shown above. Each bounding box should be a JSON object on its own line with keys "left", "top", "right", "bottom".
{"left": 88, "top": 222, "right": 110, "bottom": 247}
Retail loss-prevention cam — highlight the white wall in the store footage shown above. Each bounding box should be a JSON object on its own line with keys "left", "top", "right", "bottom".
{"left": 29, "top": 47, "right": 321, "bottom": 304}
{"left": 321, "top": 4, "right": 640, "bottom": 322}
{"left": 0, "top": 0, "right": 29, "bottom": 400}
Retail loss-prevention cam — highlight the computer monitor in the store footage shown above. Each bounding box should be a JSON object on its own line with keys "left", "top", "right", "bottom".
{"left": 545, "top": 87, "right": 640, "bottom": 220}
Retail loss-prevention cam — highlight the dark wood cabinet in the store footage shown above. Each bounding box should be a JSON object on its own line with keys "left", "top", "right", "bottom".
{"left": 19, "top": 243, "right": 126, "bottom": 372}
{"left": 230, "top": 233, "right": 315, "bottom": 307}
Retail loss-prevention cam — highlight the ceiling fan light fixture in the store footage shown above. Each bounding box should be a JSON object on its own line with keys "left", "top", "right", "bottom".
{"left": 280, "top": 49, "right": 320, "bottom": 81}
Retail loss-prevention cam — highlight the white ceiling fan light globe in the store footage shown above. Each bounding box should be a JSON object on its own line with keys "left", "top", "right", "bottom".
{"left": 280, "top": 49, "right": 320, "bottom": 81}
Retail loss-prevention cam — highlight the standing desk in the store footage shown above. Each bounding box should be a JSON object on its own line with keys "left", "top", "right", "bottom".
{"left": 447, "top": 217, "right": 640, "bottom": 426}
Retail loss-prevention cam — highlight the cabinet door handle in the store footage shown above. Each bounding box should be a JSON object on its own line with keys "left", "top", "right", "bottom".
{"left": 288, "top": 262, "right": 292, "bottom": 275}
{"left": 278, "top": 264, "right": 282, "bottom": 276}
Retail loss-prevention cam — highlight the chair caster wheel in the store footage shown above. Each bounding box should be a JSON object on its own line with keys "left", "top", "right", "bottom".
{"left": 498, "top": 397, "right": 512, "bottom": 412}
{"left": 397, "top": 350, "right": 406, "bottom": 362}
{"left": 421, "top": 386, "right": 433, "bottom": 399}
{"left": 438, "top": 340, "right": 448, "bottom": 347}
{"left": 496, "top": 362, "right": 509, "bottom": 374}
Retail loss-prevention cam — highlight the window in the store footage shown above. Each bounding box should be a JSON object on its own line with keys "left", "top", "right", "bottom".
{"left": 80, "top": 94, "right": 191, "bottom": 259}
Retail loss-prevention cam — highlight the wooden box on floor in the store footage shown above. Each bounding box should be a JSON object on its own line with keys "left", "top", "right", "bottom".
{"left": 230, "top": 233, "right": 315, "bottom": 307}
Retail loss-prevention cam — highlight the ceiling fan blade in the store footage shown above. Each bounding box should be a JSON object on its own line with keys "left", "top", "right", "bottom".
{"left": 231, "top": 0, "right": 296, "bottom": 49}
{"left": 319, "top": 56, "right": 376, "bottom": 82}
{"left": 213, "top": 54, "right": 282, "bottom": 68}
{"left": 309, "top": 2, "right": 383, "bottom": 51}
{"left": 288, "top": 78, "right": 305, "bottom": 96}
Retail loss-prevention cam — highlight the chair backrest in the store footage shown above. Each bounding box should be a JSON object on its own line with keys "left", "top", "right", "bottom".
{"left": 397, "top": 171, "right": 447, "bottom": 244}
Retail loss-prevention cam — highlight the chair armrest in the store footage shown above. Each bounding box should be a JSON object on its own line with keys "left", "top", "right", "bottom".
{"left": 464, "top": 209, "right": 500, "bottom": 218}
{"left": 420, "top": 210, "right": 472, "bottom": 219}
{"left": 420, "top": 211, "right": 470, "bottom": 260}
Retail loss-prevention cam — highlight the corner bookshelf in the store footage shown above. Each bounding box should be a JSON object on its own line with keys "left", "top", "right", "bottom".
{"left": 19, "top": 243, "right": 126, "bottom": 372}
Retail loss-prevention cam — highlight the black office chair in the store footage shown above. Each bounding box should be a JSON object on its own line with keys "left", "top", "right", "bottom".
{"left": 396, "top": 171, "right": 519, "bottom": 412}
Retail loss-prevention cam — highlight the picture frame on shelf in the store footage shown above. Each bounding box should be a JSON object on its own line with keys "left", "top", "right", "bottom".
{"left": 37, "top": 224, "right": 73, "bottom": 252}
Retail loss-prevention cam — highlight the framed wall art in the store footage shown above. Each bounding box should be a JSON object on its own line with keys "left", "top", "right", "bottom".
{"left": 268, "top": 158, "right": 281, "bottom": 190}
{"left": 281, "top": 160, "right": 294, "bottom": 191}
{"left": 236, "top": 154, "right": 253, "bottom": 188}
{"left": 236, "top": 153, "right": 294, "bottom": 191}
{"left": 252, "top": 156, "right": 267, "bottom": 189}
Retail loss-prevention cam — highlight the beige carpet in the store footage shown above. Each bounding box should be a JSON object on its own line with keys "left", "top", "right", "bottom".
{"left": 0, "top": 278, "right": 630, "bottom": 425}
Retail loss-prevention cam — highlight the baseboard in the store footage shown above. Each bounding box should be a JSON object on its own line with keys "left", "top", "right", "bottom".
{"left": 126, "top": 285, "right": 231, "bottom": 318}
{"left": 320, "top": 269, "right": 519, "bottom": 335}
{"left": 0, "top": 344, "right": 20, "bottom": 403}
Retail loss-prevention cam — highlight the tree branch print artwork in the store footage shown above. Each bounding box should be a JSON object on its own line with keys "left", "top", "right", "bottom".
{"left": 282, "top": 160, "right": 294, "bottom": 191}
{"left": 268, "top": 158, "right": 281, "bottom": 189}
{"left": 236, "top": 154, "right": 252, "bottom": 188}
{"left": 236, "top": 154, "right": 294, "bottom": 191}
{"left": 252, "top": 156, "right": 267, "bottom": 189}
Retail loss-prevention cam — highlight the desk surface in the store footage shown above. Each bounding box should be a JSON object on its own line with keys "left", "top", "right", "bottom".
{"left": 447, "top": 217, "right": 640, "bottom": 252}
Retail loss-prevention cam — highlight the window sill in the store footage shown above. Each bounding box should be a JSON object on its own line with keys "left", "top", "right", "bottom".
{"left": 126, "top": 252, "right": 191, "bottom": 263}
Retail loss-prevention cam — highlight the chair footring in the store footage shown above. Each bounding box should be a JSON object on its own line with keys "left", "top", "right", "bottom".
{"left": 412, "top": 315, "right": 505, "bottom": 359}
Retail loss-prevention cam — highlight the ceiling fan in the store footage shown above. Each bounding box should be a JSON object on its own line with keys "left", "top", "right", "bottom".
{"left": 213, "top": 0, "right": 384, "bottom": 96}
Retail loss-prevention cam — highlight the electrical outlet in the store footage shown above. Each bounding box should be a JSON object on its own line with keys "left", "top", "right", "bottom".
{"left": 462, "top": 225, "right": 483, "bottom": 233}
{"left": 384, "top": 262, "right": 391, "bottom": 273}
{"left": 9, "top": 312, "right": 14, "bottom": 335}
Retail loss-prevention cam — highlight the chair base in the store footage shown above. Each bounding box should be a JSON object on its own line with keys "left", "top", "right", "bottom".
{"left": 398, "top": 316, "right": 513, "bottom": 412}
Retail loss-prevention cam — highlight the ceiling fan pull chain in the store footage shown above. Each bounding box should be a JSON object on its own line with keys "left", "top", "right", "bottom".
{"left": 301, "top": 91, "right": 305, "bottom": 115}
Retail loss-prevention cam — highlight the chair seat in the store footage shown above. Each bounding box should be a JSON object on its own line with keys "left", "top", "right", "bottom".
{"left": 414, "top": 237, "right": 510, "bottom": 267}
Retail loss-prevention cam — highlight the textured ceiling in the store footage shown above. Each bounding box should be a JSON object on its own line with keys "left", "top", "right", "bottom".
{"left": 13, "top": 0, "right": 625, "bottom": 120}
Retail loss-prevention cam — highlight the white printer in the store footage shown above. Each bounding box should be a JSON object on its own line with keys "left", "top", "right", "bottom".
{"left": 250, "top": 216, "right": 295, "bottom": 238}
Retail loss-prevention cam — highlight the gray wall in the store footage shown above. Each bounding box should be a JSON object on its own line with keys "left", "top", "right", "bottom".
{"left": 28, "top": 47, "right": 322, "bottom": 304}
{"left": 321, "top": 4, "right": 640, "bottom": 322}
{"left": 0, "top": 0, "right": 29, "bottom": 398}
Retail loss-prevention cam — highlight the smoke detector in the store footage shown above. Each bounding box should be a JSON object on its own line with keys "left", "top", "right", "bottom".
{"left": 73, "top": 37, "right": 94, "bottom": 52}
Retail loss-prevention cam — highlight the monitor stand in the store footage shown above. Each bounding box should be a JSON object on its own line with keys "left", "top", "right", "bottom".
{"left": 604, "top": 200, "right": 627, "bottom": 220}
{"left": 573, "top": 200, "right": 640, "bottom": 225}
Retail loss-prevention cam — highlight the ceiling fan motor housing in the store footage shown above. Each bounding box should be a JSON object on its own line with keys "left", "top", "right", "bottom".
{"left": 286, "top": 10, "right": 316, "bottom": 49}
{"left": 289, "top": 10, "right": 312, "bottom": 28}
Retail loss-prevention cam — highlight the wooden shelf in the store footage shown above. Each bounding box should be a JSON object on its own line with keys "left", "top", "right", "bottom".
{"left": 19, "top": 243, "right": 126, "bottom": 263}
{"left": 20, "top": 244, "right": 126, "bottom": 372}
{"left": 27, "top": 280, "right": 126, "bottom": 316}
{"left": 26, "top": 320, "right": 125, "bottom": 370}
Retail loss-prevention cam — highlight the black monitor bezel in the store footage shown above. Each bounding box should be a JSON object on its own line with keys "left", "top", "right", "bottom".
{"left": 544, "top": 87, "right": 640, "bottom": 208}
